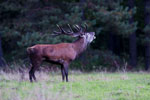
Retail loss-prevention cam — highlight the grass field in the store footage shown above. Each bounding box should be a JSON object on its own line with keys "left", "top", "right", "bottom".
{"left": 0, "top": 70, "right": 150, "bottom": 100}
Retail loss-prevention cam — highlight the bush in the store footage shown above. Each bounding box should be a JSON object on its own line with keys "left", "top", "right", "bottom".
{"left": 70, "top": 49, "right": 123, "bottom": 71}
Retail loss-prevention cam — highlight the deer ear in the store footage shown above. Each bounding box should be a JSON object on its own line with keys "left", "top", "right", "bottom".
{"left": 71, "top": 34, "right": 80, "bottom": 37}
{"left": 80, "top": 35, "right": 84, "bottom": 38}
{"left": 79, "top": 33, "right": 86, "bottom": 37}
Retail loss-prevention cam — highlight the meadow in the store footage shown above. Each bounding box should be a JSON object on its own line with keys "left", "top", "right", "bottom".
{"left": 0, "top": 70, "right": 150, "bottom": 100}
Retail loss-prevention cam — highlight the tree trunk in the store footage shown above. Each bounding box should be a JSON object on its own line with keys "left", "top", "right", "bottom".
{"left": 108, "top": 31, "right": 115, "bottom": 53}
{"left": 114, "top": 35, "right": 121, "bottom": 56}
{"left": 129, "top": 33, "right": 137, "bottom": 67}
{"left": 128, "top": 0, "right": 137, "bottom": 68}
{"left": 80, "top": 0, "right": 86, "bottom": 20}
{"left": 0, "top": 35, "right": 4, "bottom": 67}
{"left": 144, "top": 0, "right": 150, "bottom": 71}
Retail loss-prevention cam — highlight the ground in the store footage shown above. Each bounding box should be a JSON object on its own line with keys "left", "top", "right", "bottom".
{"left": 0, "top": 71, "right": 150, "bottom": 100}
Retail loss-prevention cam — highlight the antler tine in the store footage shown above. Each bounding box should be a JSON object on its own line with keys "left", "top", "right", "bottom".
{"left": 67, "top": 24, "right": 74, "bottom": 33}
{"left": 53, "top": 24, "right": 69, "bottom": 35}
{"left": 52, "top": 24, "right": 61, "bottom": 35}
{"left": 76, "top": 25, "right": 81, "bottom": 31}
{"left": 57, "top": 24, "right": 67, "bottom": 34}
{"left": 73, "top": 24, "right": 82, "bottom": 32}
{"left": 56, "top": 24, "right": 61, "bottom": 31}
{"left": 83, "top": 23, "right": 87, "bottom": 32}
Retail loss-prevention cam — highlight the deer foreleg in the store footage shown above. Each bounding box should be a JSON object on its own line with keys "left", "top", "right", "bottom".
{"left": 61, "top": 65, "right": 65, "bottom": 82}
{"left": 63, "top": 62, "right": 69, "bottom": 82}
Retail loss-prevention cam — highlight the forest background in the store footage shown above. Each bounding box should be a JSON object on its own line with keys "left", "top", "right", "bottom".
{"left": 0, "top": 0, "right": 149, "bottom": 71}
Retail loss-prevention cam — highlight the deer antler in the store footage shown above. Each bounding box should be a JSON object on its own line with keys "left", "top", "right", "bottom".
{"left": 53, "top": 24, "right": 87, "bottom": 37}
{"left": 53, "top": 24, "right": 77, "bottom": 37}
{"left": 53, "top": 24, "right": 67, "bottom": 35}
{"left": 74, "top": 25, "right": 81, "bottom": 32}
{"left": 83, "top": 23, "right": 87, "bottom": 32}
{"left": 73, "top": 24, "right": 87, "bottom": 33}
{"left": 67, "top": 24, "right": 74, "bottom": 33}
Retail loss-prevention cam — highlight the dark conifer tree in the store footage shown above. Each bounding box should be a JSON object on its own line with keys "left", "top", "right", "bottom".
{"left": 128, "top": 0, "right": 137, "bottom": 68}
{"left": 144, "top": 0, "right": 150, "bottom": 70}
{"left": 0, "top": 35, "right": 4, "bottom": 67}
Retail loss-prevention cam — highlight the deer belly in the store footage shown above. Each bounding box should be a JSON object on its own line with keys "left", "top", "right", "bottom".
{"left": 47, "top": 55, "right": 75, "bottom": 64}
{"left": 44, "top": 49, "right": 76, "bottom": 63}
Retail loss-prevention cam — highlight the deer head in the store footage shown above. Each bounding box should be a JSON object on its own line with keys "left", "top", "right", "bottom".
{"left": 53, "top": 24, "right": 96, "bottom": 44}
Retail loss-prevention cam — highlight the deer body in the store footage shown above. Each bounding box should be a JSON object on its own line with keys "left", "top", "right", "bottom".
{"left": 28, "top": 43, "right": 76, "bottom": 62}
{"left": 27, "top": 24, "right": 95, "bottom": 82}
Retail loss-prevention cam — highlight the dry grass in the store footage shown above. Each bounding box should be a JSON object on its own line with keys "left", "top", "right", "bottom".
{"left": 0, "top": 70, "right": 150, "bottom": 100}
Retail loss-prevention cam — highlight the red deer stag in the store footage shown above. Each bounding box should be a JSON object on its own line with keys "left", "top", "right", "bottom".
{"left": 27, "top": 24, "right": 96, "bottom": 82}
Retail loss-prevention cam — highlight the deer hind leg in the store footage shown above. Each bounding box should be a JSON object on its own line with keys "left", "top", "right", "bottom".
{"left": 29, "top": 66, "right": 34, "bottom": 82}
{"left": 29, "top": 63, "right": 41, "bottom": 82}
{"left": 61, "top": 65, "right": 65, "bottom": 82}
{"left": 29, "top": 67, "right": 37, "bottom": 82}
{"left": 29, "top": 58, "right": 42, "bottom": 82}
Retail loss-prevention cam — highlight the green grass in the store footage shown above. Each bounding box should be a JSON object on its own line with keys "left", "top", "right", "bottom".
{"left": 0, "top": 71, "right": 150, "bottom": 100}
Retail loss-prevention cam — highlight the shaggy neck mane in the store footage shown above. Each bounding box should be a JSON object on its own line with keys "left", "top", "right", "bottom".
{"left": 73, "top": 37, "right": 88, "bottom": 56}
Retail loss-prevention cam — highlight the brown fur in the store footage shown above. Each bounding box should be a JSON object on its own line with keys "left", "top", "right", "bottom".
{"left": 27, "top": 25, "right": 95, "bottom": 82}
{"left": 27, "top": 37, "right": 86, "bottom": 82}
